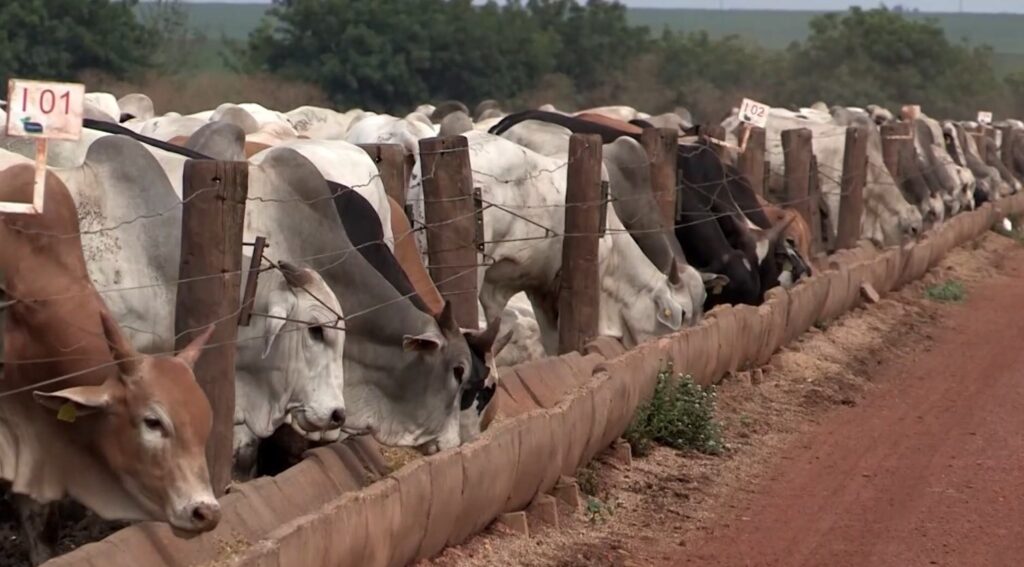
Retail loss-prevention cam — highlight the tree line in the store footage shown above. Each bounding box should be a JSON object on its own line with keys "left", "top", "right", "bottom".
{"left": 2, "top": 0, "right": 1022, "bottom": 122}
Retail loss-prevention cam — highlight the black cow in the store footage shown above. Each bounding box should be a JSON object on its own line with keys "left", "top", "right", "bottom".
{"left": 490, "top": 110, "right": 799, "bottom": 307}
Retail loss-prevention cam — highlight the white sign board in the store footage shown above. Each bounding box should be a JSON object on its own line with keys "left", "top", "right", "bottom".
{"left": 977, "top": 111, "right": 993, "bottom": 125}
{"left": 738, "top": 97, "right": 770, "bottom": 128}
{"left": 901, "top": 104, "right": 922, "bottom": 121}
{"left": 1, "top": 79, "right": 84, "bottom": 215}
{"left": 6, "top": 79, "right": 85, "bottom": 140}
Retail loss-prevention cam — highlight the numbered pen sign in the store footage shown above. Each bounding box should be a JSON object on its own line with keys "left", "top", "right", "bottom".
{"left": 5, "top": 79, "right": 85, "bottom": 141}
{"left": 738, "top": 98, "right": 770, "bottom": 128}
{"left": 977, "top": 111, "right": 993, "bottom": 125}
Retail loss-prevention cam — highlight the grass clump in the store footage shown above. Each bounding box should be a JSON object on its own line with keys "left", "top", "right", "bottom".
{"left": 576, "top": 462, "right": 602, "bottom": 497}
{"left": 583, "top": 496, "right": 617, "bottom": 525}
{"left": 624, "top": 363, "right": 723, "bottom": 457}
{"left": 924, "top": 279, "right": 966, "bottom": 303}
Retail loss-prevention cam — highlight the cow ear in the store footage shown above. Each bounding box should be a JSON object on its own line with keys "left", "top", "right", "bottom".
{"left": 33, "top": 382, "right": 118, "bottom": 419}
{"left": 99, "top": 310, "right": 141, "bottom": 380}
{"left": 279, "top": 261, "right": 314, "bottom": 289}
{"left": 403, "top": 330, "right": 446, "bottom": 352}
{"left": 177, "top": 324, "right": 215, "bottom": 369}
{"left": 701, "top": 272, "right": 729, "bottom": 295}
{"left": 261, "top": 300, "right": 292, "bottom": 359}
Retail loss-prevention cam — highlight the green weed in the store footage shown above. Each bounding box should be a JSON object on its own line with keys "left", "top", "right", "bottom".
{"left": 625, "top": 363, "right": 723, "bottom": 457}
{"left": 924, "top": 279, "right": 966, "bottom": 303}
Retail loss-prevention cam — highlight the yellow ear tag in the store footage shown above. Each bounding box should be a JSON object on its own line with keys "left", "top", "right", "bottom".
{"left": 57, "top": 402, "right": 77, "bottom": 423}
{"left": 663, "top": 308, "right": 672, "bottom": 317}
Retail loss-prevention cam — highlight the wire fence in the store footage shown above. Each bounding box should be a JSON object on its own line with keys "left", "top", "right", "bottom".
{"left": 0, "top": 112, "right": 1014, "bottom": 395}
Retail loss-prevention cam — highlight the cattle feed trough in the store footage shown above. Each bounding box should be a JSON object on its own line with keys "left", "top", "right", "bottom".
{"left": 2, "top": 95, "right": 1023, "bottom": 566}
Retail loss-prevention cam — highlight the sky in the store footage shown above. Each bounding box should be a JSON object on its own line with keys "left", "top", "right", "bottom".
{"left": 180, "top": 0, "right": 1024, "bottom": 12}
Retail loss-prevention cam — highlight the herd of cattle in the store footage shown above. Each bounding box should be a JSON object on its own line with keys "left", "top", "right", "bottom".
{"left": 1, "top": 91, "right": 1022, "bottom": 564}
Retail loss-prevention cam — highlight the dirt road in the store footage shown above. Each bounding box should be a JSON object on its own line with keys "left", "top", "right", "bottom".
{"left": 673, "top": 243, "right": 1024, "bottom": 567}
{"left": 424, "top": 233, "right": 1024, "bottom": 567}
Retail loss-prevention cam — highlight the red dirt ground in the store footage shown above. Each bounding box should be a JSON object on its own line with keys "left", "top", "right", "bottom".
{"left": 425, "top": 232, "right": 1024, "bottom": 567}
{"left": 667, "top": 243, "right": 1024, "bottom": 567}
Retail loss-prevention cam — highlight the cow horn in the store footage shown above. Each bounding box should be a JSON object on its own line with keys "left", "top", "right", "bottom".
{"left": 279, "top": 261, "right": 314, "bottom": 288}
{"left": 465, "top": 317, "right": 501, "bottom": 352}
{"left": 436, "top": 300, "right": 458, "bottom": 332}
{"left": 758, "top": 214, "right": 795, "bottom": 244}
{"left": 667, "top": 261, "right": 682, "bottom": 285}
{"left": 99, "top": 309, "right": 142, "bottom": 380}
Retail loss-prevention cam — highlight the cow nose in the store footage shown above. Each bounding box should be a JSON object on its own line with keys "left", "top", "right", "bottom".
{"left": 329, "top": 408, "right": 346, "bottom": 427}
{"left": 189, "top": 501, "right": 221, "bottom": 532}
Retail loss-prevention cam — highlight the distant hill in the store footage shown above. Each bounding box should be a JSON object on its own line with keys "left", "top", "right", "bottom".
{"left": 160, "top": 4, "right": 1024, "bottom": 75}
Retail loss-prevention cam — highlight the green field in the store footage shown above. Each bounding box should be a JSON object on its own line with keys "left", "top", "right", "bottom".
{"left": 161, "top": 4, "right": 1024, "bottom": 76}
{"left": 627, "top": 9, "right": 1024, "bottom": 54}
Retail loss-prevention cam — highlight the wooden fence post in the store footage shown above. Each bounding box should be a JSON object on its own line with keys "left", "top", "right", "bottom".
{"left": 808, "top": 155, "right": 824, "bottom": 254}
{"left": 419, "top": 135, "right": 479, "bottom": 330}
{"left": 641, "top": 127, "right": 678, "bottom": 230}
{"left": 703, "top": 124, "right": 728, "bottom": 163}
{"left": 836, "top": 127, "right": 868, "bottom": 250}
{"left": 737, "top": 126, "right": 766, "bottom": 196}
{"left": 881, "top": 122, "right": 910, "bottom": 181}
{"left": 781, "top": 128, "right": 814, "bottom": 244}
{"left": 1000, "top": 126, "right": 1015, "bottom": 169}
{"left": 558, "top": 134, "right": 603, "bottom": 355}
{"left": 357, "top": 143, "right": 408, "bottom": 208}
{"left": 174, "top": 160, "right": 248, "bottom": 495}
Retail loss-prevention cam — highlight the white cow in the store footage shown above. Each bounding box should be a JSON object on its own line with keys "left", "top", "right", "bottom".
{"left": 265, "top": 139, "right": 394, "bottom": 251}
{"left": 345, "top": 113, "right": 437, "bottom": 253}
{"left": 451, "top": 132, "right": 691, "bottom": 352}
{"left": 0, "top": 136, "right": 348, "bottom": 480}
{"left": 286, "top": 105, "right": 357, "bottom": 139}
{"left": 83, "top": 92, "right": 120, "bottom": 122}
{"left": 493, "top": 118, "right": 711, "bottom": 323}
{"left": 724, "top": 107, "right": 923, "bottom": 246}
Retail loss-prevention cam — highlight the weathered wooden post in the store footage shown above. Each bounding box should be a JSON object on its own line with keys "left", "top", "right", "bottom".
{"left": 174, "top": 160, "right": 248, "bottom": 495}
{"left": 737, "top": 126, "right": 766, "bottom": 196}
{"left": 1000, "top": 126, "right": 1016, "bottom": 169}
{"left": 419, "top": 135, "right": 479, "bottom": 330}
{"left": 641, "top": 127, "right": 678, "bottom": 230}
{"left": 836, "top": 126, "right": 868, "bottom": 250}
{"left": 357, "top": 143, "right": 408, "bottom": 208}
{"left": 558, "top": 134, "right": 603, "bottom": 355}
{"left": 781, "top": 128, "right": 814, "bottom": 236}
{"left": 881, "top": 121, "right": 910, "bottom": 181}
{"left": 808, "top": 155, "right": 824, "bottom": 253}
{"left": 703, "top": 124, "right": 728, "bottom": 163}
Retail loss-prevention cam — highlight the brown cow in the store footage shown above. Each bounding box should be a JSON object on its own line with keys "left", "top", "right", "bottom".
{"left": 756, "top": 194, "right": 816, "bottom": 270}
{"left": 387, "top": 196, "right": 445, "bottom": 316}
{"left": 575, "top": 112, "right": 645, "bottom": 135}
{"left": 0, "top": 164, "right": 219, "bottom": 564}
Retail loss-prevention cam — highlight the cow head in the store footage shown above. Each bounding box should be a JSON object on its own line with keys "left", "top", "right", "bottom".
{"left": 357, "top": 301, "right": 473, "bottom": 454}
{"left": 33, "top": 311, "right": 219, "bottom": 532}
{"left": 667, "top": 260, "right": 716, "bottom": 326}
{"left": 236, "top": 261, "right": 347, "bottom": 443}
{"left": 457, "top": 317, "right": 513, "bottom": 443}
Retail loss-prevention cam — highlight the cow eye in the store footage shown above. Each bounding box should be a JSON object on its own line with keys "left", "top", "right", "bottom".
{"left": 308, "top": 325, "right": 325, "bottom": 342}
{"left": 143, "top": 416, "right": 164, "bottom": 433}
{"left": 454, "top": 364, "right": 466, "bottom": 384}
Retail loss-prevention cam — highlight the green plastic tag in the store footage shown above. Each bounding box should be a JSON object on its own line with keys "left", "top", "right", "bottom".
{"left": 57, "top": 402, "right": 77, "bottom": 423}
